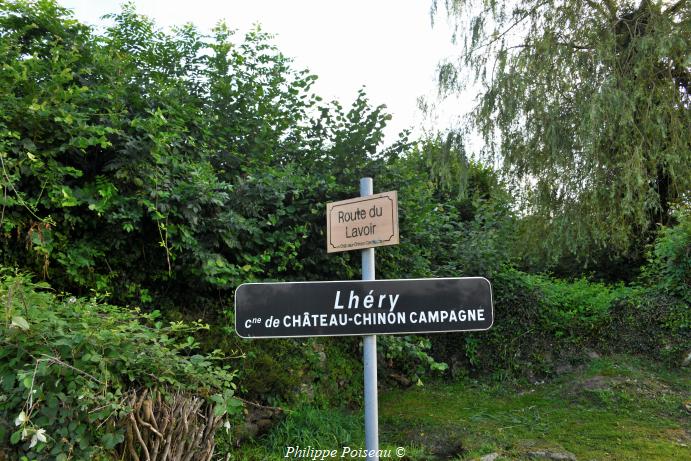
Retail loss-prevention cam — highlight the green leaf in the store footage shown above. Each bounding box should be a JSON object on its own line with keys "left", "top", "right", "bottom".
{"left": 213, "top": 404, "right": 226, "bottom": 417}
{"left": 11, "top": 429, "right": 23, "bottom": 445}
{"left": 101, "top": 432, "right": 124, "bottom": 449}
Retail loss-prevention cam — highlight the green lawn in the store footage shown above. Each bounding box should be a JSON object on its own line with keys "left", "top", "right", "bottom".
{"left": 227, "top": 355, "right": 690, "bottom": 460}
{"left": 380, "top": 355, "right": 690, "bottom": 460}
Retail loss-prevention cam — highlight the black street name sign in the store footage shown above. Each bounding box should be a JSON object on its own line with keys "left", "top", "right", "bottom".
{"left": 235, "top": 277, "right": 493, "bottom": 338}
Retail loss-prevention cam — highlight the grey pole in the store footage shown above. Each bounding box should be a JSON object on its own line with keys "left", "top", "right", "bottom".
{"left": 360, "top": 177, "right": 378, "bottom": 460}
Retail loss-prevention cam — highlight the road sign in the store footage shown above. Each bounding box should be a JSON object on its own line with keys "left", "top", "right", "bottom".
{"left": 326, "top": 191, "right": 399, "bottom": 253}
{"left": 235, "top": 277, "right": 493, "bottom": 338}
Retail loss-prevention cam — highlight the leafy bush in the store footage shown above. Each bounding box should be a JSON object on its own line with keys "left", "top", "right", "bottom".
{"left": 608, "top": 207, "right": 691, "bottom": 364}
{"left": 430, "top": 268, "right": 550, "bottom": 378}
{"left": 379, "top": 335, "right": 448, "bottom": 385}
{"left": 375, "top": 143, "right": 516, "bottom": 281}
{"left": 607, "top": 292, "right": 689, "bottom": 365}
{"left": 0, "top": 268, "right": 240, "bottom": 460}
{"left": 0, "top": 0, "right": 525, "bottom": 410}
{"left": 430, "top": 268, "right": 637, "bottom": 378}
{"left": 0, "top": 0, "right": 398, "bottom": 307}
{"left": 432, "top": 246, "right": 689, "bottom": 378}
{"left": 0, "top": 0, "right": 408, "bottom": 412}
{"left": 523, "top": 274, "right": 631, "bottom": 341}
{"left": 638, "top": 206, "right": 691, "bottom": 302}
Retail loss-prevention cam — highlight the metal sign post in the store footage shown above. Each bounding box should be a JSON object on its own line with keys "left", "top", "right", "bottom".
{"left": 360, "top": 177, "right": 378, "bottom": 460}
{"left": 233, "top": 177, "right": 495, "bottom": 460}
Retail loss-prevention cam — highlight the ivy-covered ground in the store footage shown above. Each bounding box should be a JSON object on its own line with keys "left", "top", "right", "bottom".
{"left": 230, "top": 354, "right": 690, "bottom": 460}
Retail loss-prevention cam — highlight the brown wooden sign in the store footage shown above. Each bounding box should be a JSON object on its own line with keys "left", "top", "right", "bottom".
{"left": 326, "top": 191, "right": 399, "bottom": 253}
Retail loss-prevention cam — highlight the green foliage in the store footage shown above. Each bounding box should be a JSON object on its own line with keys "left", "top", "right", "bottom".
{"left": 254, "top": 406, "right": 361, "bottom": 451}
{"left": 431, "top": 268, "right": 636, "bottom": 377}
{"left": 523, "top": 274, "right": 631, "bottom": 341}
{"left": 608, "top": 206, "right": 691, "bottom": 364}
{"left": 639, "top": 205, "right": 691, "bottom": 301}
{"left": 0, "top": 268, "right": 239, "bottom": 460}
{"left": 376, "top": 140, "right": 516, "bottom": 281}
{"left": 309, "top": 338, "right": 364, "bottom": 408}
{"left": 0, "top": 0, "right": 398, "bottom": 306}
{"left": 210, "top": 309, "right": 363, "bottom": 408}
{"left": 0, "top": 0, "right": 512, "bottom": 314}
{"left": 432, "top": 250, "right": 688, "bottom": 377}
{"left": 608, "top": 291, "right": 689, "bottom": 365}
{"left": 218, "top": 406, "right": 361, "bottom": 460}
{"left": 379, "top": 335, "right": 448, "bottom": 385}
{"left": 434, "top": 0, "right": 691, "bottom": 270}
{"left": 238, "top": 341, "right": 309, "bottom": 406}
{"left": 6, "top": 2, "right": 685, "bottom": 434}
{"left": 0, "top": 0, "right": 519, "bottom": 408}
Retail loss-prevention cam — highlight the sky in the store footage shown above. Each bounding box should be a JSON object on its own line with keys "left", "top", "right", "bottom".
{"left": 57, "top": 0, "right": 466, "bottom": 145}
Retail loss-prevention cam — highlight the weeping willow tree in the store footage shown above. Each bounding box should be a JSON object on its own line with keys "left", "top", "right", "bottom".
{"left": 434, "top": 0, "right": 690, "bottom": 269}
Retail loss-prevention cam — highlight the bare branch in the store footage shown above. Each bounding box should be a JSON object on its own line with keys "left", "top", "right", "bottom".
{"left": 39, "top": 354, "right": 104, "bottom": 385}
{"left": 129, "top": 413, "right": 151, "bottom": 461}
{"left": 236, "top": 396, "right": 288, "bottom": 413}
{"left": 602, "top": 0, "right": 619, "bottom": 18}
{"left": 466, "top": 0, "right": 551, "bottom": 56}
{"left": 664, "top": 0, "right": 687, "bottom": 15}
{"left": 584, "top": 0, "right": 611, "bottom": 18}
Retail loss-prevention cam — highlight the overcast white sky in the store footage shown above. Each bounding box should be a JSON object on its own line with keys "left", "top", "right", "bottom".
{"left": 57, "top": 0, "right": 467, "bottom": 145}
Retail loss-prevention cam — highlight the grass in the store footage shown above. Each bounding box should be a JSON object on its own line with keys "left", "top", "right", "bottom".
{"left": 226, "top": 354, "right": 690, "bottom": 460}
{"left": 381, "top": 355, "right": 690, "bottom": 460}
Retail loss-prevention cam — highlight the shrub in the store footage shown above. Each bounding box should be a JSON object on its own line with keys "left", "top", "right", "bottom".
{"left": 0, "top": 268, "right": 241, "bottom": 460}
{"left": 523, "top": 274, "right": 631, "bottom": 342}
{"left": 430, "top": 268, "right": 554, "bottom": 378}
{"left": 378, "top": 335, "right": 448, "bottom": 385}
{"left": 608, "top": 207, "right": 691, "bottom": 365}
{"left": 430, "top": 268, "right": 638, "bottom": 378}
{"left": 607, "top": 292, "right": 689, "bottom": 365}
{"left": 638, "top": 206, "right": 691, "bottom": 302}
{"left": 0, "top": 0, "right": 399, "bottom": 310}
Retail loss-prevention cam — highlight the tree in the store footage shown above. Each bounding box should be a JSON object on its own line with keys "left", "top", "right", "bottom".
{"left": 434, "top": 0, "right": 690, "bottom": 269}
{"left": 0, "top": 1, "right": 401, "bottom": 306}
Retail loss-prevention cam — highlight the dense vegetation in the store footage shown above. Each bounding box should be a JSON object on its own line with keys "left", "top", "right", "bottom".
{"left": 1, "top": 270, "right": 240, "bottom": 460}
{"left": 434, "top": 0, "right": 690, "bottom": 276}
{"left": 0, "top": 1, "right": 688, "bottom": 460}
